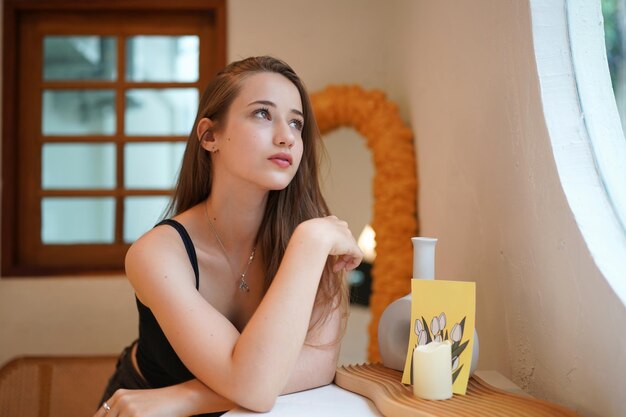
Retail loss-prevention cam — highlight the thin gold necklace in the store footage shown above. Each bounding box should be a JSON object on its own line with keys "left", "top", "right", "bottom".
{"left": 204, "top": 203, "right": 256, "bottom": 293}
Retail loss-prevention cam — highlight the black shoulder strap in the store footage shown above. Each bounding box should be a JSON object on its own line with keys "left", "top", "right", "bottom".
{"left": 155, "top": 219, "right": 200, "bottom": 290}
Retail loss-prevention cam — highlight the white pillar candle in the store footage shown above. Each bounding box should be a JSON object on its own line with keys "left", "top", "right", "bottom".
{"left": 412, "top": 340, "right": 453, "bottom": 400}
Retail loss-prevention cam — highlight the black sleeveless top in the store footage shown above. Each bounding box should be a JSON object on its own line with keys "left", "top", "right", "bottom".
{"left": 135, "top": 220, "right": 225, "bottom": 416}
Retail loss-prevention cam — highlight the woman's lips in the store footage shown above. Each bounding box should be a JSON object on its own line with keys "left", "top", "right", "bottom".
{"left": 268, "top": 153, "right": 292, "bottom": 168}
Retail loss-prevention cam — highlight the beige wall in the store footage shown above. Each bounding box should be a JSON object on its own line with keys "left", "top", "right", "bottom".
{"left": 2, "top": 1, "right": 626, "bottom": 416}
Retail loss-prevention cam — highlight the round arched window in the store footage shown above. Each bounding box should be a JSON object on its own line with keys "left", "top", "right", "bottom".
{"left": 531, "top": 0, "right": 626, "bottom": 305}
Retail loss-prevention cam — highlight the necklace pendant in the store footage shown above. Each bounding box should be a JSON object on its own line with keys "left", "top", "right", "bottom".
{"left": 239, "top": 278, "right": 250, "bottom": 293}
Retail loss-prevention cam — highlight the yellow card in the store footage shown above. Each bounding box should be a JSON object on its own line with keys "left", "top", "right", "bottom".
{"left": 401, "top": 279, "right": 476, "bottom": 395}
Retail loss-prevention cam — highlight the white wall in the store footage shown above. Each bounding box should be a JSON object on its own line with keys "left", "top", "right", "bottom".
{"left": 389, "top": 1, "right": 626, "bottom": 416}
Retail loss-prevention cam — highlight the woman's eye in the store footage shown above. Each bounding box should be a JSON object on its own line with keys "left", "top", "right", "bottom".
{"left": 290, "top": 119, "right": 304, "bottom": 131}
{"left": 254, "top": 108, "right": 271, "bottom": 119}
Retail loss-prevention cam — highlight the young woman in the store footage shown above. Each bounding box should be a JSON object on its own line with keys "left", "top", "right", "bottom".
{"left": 95, "top": 56, "right": 363, "bottom": 417}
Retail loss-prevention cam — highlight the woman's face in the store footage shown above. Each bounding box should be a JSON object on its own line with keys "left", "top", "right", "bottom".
{"left": 204, "top": 72, "right": 305, "bottom": 192}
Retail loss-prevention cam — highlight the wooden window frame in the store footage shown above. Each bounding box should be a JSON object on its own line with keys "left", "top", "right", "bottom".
{"left": 1, "top": 0, "right": 226, "bottom": 276}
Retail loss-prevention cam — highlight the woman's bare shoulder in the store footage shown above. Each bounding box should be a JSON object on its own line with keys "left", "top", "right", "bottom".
{"left": 125, "top": 220, "right": 197, "bottom": 304}
{"left": 126, "top": 221, "right": 185, "bottom": 261}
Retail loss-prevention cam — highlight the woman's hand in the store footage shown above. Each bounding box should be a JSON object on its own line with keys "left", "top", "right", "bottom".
{"left": 94, "top": 388, "right": 187, "bottom": 417}
{"left": 298, "top": 216, "right": 363, "bottom": 273}
{"left": 94, "top": 379, "right": 233, "bottom": 417}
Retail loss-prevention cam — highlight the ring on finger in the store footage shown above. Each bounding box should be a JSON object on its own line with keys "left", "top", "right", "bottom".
{"left": 103, "top": 401, "right": 111, "bottom": 413}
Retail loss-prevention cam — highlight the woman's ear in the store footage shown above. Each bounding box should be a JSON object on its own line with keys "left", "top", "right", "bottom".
{"left": 197, "top": 118, "right": 218, "bottom": 151}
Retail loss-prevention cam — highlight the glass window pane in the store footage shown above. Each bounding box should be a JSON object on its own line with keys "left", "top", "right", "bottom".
{"left": 124, "top": 196, "right": 170, "bottom": 243}
{"left": 43, "top": 36, "right": 117, "bottom": 81}
{"left": 42, "top": 90, "right": 116, "bottom": 136}
{"left": 603, "top": 0, "right": 626, "bottom": 132}
{"left": 42, "top": 197, "right": 115, "bottom": 244}
{"left": 126, "top": 36, "right": 199, "bottom": 82}
{"left": 42, "top": 143, "right": 116, "bottom": 189}
{"left": 125, "top": 88, "right": 198, "bottom": 136}
{"left": 125, "top": 142, "right": 185, "bottom": 189}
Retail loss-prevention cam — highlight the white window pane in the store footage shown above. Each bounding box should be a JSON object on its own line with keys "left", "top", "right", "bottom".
{"left": 125, "top": 142, "right": 185, "bottom": 189}
{"left": 126, "top": 36, "right": 199, "bottom": 82}
{"left": 125, "top": 88, "right": 198, "bottom": 136}
{"left": 124, "top": 196, "right": 170, "bottom": 243}
{"left": 42, "top": 197, "right": 115, "bottom": 244}
{"left": 43, "top": 36, "right": 117, "bottom": 81}
{"left": 42, "top": 90, "right": 116, "bottom": 136}
{"left": 42, "top": 143, "right": 116, "bottom": 189}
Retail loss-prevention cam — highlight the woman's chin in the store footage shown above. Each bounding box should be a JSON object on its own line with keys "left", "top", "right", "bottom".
{"left": 267, "top": 183, "right": 290, "bottom": 191}
{"left": 260, "top": 175, "right": 296, "bottom": 191}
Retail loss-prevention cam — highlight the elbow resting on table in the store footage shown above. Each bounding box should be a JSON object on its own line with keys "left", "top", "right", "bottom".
{"left": 233, "top": 390, "right": 277, "bottom": 413}
{"left": 233, "top": 365, "right": 336, "bottom": 412}
{"left": 224, "top": 344, "right": 339, "bottom": 412}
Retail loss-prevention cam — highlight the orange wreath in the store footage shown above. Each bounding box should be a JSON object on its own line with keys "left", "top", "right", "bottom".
{"left": 311, "top": 85, "right": 418, "bottom": 362}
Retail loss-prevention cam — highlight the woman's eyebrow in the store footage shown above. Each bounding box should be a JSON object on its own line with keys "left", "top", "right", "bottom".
{"left": 248, "top": 100, "right": 303, "bottom": 117}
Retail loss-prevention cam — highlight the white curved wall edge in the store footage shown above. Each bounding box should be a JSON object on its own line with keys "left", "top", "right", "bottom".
{"left": 530, "top": 0, "right": 626, "bottom": 306}
{"left": 568, "top": 0, "right": 626, "bottom": 232}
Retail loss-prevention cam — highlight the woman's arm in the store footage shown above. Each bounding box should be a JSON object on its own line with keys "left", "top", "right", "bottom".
{"left": 126, "top": 216, "right": 360, "bottom": 412}
{"left": 97, "top": 295, "right": 344, "bottom": 417}
{"left": 98, "top": 292, "right": 343, "bottom": 417}
{"left": 282, "top": 292, "right": 345, "bottom": 394}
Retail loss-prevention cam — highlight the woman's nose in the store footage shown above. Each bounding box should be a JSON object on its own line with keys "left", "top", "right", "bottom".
{"left": 274, "top": 123, "right": 295, "bottom": 148}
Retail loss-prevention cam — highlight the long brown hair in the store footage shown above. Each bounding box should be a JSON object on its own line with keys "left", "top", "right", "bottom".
{"left": 166, "top": 56, "right": 346, "bottom": 339}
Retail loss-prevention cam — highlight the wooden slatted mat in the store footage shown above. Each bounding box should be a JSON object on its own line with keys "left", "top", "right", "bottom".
{"left": 334, "top": 364, "right": 580, "bottom": 417}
